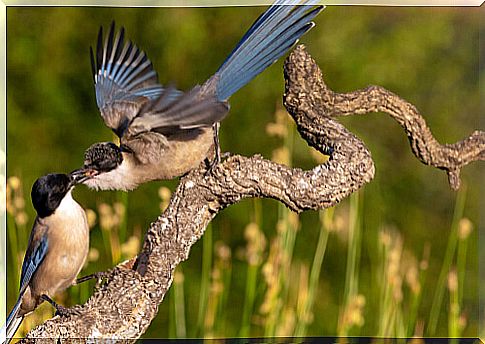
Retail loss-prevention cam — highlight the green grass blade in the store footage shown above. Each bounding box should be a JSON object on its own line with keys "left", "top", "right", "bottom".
{"left": 294, "top": 209, "right": 331, "bottom": 337}
{"left": 168, "top": 287, "right": 176, "bottom": 338}
{"left": 174, "top": 269, "right": 187, "bottom": 338}
{"left": 338, "top": 191, "right": 362, "bottom": 336}
{"left": 427, "top": 184, "right": 467, "bottom": 335}
{"left": 239, "top": 263, "right": 258, "bottom": 337}
{"left": 406, "top": 244, "right": 429, "bottom": 337}
{"left": 196, "top": 223, "right": 212, "bottom": 337}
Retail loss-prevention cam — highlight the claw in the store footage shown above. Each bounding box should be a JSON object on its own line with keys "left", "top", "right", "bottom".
{"left": 54, "top": 305, "right": 82, "bottom": 317}
{"left": 40, "top": 294, "right": 80, "bottom": 317}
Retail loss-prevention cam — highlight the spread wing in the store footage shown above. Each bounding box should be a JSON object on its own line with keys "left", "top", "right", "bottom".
{"left": 19, "top": 218, "right": 49, "bottom": 294}
{"left": 91, "top": 22, "right": 181, "bottom": 137}
{"left": 127, "top": 85, "right": 229, "bottom": 137}
{"left": 122, "top": 85, "right": 229, "bottom": 164}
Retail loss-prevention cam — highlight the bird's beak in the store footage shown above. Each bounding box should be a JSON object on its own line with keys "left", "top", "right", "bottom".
{"left": 69, "top": 168, "right": 98, "bottom": 185}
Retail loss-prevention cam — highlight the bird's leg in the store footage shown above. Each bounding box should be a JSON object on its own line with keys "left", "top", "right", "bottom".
{"left": 205, "top": 122, "right": 231, "bottom": 174}
{"left": 40, "top": 294, "right": 80, "bottom": 317}
{"left": 212, "top": 122, "right": 221, "bottom": 166}
{"left": 75, "top": 271, "right": 108, "bottom": 285}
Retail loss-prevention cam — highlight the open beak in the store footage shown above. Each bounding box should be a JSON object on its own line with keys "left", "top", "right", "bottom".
{"left": 69, "top": 167, "right": 98, "bottom": 185}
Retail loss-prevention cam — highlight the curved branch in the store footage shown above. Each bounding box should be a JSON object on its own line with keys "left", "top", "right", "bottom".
{"left": 21, "top": 45, "right": 481, "bottom": 341}
{"left": 284, "top": 46, "right": 484, "bottom": 190}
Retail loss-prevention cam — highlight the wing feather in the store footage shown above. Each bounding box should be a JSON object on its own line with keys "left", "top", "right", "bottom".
{"left": 92, "top": 22, "right": 229, "bottom": 146}
{"left": 127, "top": 86, "right": 228, "bottom": 139}
{"left": 19, "top": 218, "right": 49, "bottom": 295}
{"left": 92, "top": 22, "right": 165, "bottom": 137}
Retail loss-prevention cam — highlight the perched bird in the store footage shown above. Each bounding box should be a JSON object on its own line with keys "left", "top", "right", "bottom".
{"left": 2, "top": 173, "right": 90, "bottom": 342}
{"left": 74, "top": 0, "right": 324, "bottom": 191}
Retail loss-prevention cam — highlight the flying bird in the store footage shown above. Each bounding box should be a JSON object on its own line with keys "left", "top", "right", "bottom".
{"left": 74, "top": 0, "right": 324, "bottom": 191}
{"left": 2, "top": 173, "right": 90, "bottom": 342}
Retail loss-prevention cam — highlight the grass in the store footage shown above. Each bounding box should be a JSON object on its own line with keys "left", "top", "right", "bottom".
{"left": 196, "top": 223, "right": 213, "bottom": 337}
{"left": 427, "top": 184, "right": 467, "bottom": 336}
{"left": 338, "top": 191, "right": 363, "bottom": 337}
{"left": 294, "top": 209, "right": 331, "bottom": 337}
{"left": 169, "top": 268, "right": 187, "bottom": 338}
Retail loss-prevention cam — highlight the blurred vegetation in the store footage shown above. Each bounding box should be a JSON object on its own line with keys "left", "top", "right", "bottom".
{"left": 6, "top": 5, "right": 483, "bottom": 339}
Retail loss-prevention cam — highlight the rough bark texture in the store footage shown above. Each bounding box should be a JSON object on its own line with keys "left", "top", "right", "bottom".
{"left": 20, "top": 46, "right": 484, "bottom": 343}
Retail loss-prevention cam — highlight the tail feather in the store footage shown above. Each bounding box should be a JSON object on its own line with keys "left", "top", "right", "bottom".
{"left": 233, "top": 17, "right": 317, "bottom": 87}
{"left": 218, "top": 0, "right": 297, "bottom": 71}
{"left": 223, "top": 1, "right": 314, "bottom": 73}
{"left": 214, "top": 0, "right": 324, "bottom": 101}
{"left": 232, "top": 24, "right": 311, "bottom": 94}
{"left": 3, "top": 298, "right": 24, "bottom": 343}
{"left": 5, "top": 317, "right": 23, "bottom": 343}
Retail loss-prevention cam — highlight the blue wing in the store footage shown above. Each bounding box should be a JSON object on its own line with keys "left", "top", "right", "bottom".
{"left": 3, "top": 219, "right": 49, "bottom": 341}
{"left": 210, "top": 0, "right": 324, "bottom": 101}
{"left": 91, "top": 22, "right": 181, "bottom": 137}
{"left": 128, "top": 85, "right": 229, "bottom": 137}
{"left": 18, "top": 219, "right": 49, "bottom": 295}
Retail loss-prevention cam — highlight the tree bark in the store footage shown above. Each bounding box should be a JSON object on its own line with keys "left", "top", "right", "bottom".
{"left": 21, "top": 45, "right": 484, "bottom": 343}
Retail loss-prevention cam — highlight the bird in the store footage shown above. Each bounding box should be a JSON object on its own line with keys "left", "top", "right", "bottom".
{"left": 2, "top": 173, "right": 90, "bottom": 342}
{"left": 73, "top": 0, "right": 324, "bottom": 191}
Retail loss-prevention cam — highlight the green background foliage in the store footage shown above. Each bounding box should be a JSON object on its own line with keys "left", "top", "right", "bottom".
{"left": 6, "top": 5, "right": 483, "bottom": 339}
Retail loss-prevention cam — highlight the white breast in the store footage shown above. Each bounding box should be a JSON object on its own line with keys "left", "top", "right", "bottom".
{"left": 56, "top": 190, "right": 83, "bottom": 217}
{"left": 83, "top": 160, "right": 139, "bottom": 191}
{"left": 34, "top": 190, "right": 90, "bottom": 295}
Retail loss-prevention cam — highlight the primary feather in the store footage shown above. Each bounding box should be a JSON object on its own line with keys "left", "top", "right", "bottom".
{"left": 92, "top": 22, "right": 227, "bottom": 140}
{"left": 92, "top": 22, "right": 166, "bottom": 136}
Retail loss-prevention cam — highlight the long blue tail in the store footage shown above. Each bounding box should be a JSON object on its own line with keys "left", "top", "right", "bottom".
{"left": 2, "top": 297, "right": 24, "bottom": 343}
{"left": 213, "top": 0, "right": 323, "bottom": 101}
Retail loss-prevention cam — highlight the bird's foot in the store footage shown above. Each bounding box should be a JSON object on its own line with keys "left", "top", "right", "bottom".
{"left": 205, "top": 152, "right": 231, "bottom": 176}
{"left": 54, "top": 305, "right": 82, "bottom": 317}
{"left": 40, "top": 294, "right": 81, "bottom": 317}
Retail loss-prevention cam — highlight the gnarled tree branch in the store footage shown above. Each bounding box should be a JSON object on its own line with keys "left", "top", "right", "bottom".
{"left": 284, "top": 47, "right": 484, "bottom": 190}
{"left": 21, "top": 45, "right": 483, "bottom": 342}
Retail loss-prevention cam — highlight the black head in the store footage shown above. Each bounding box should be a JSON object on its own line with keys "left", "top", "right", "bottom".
{"left": 31, "top": 174, "right": 73, "bottom": 218}
{"left": 84, "top": 142, "right": 123, "bottom": 173}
